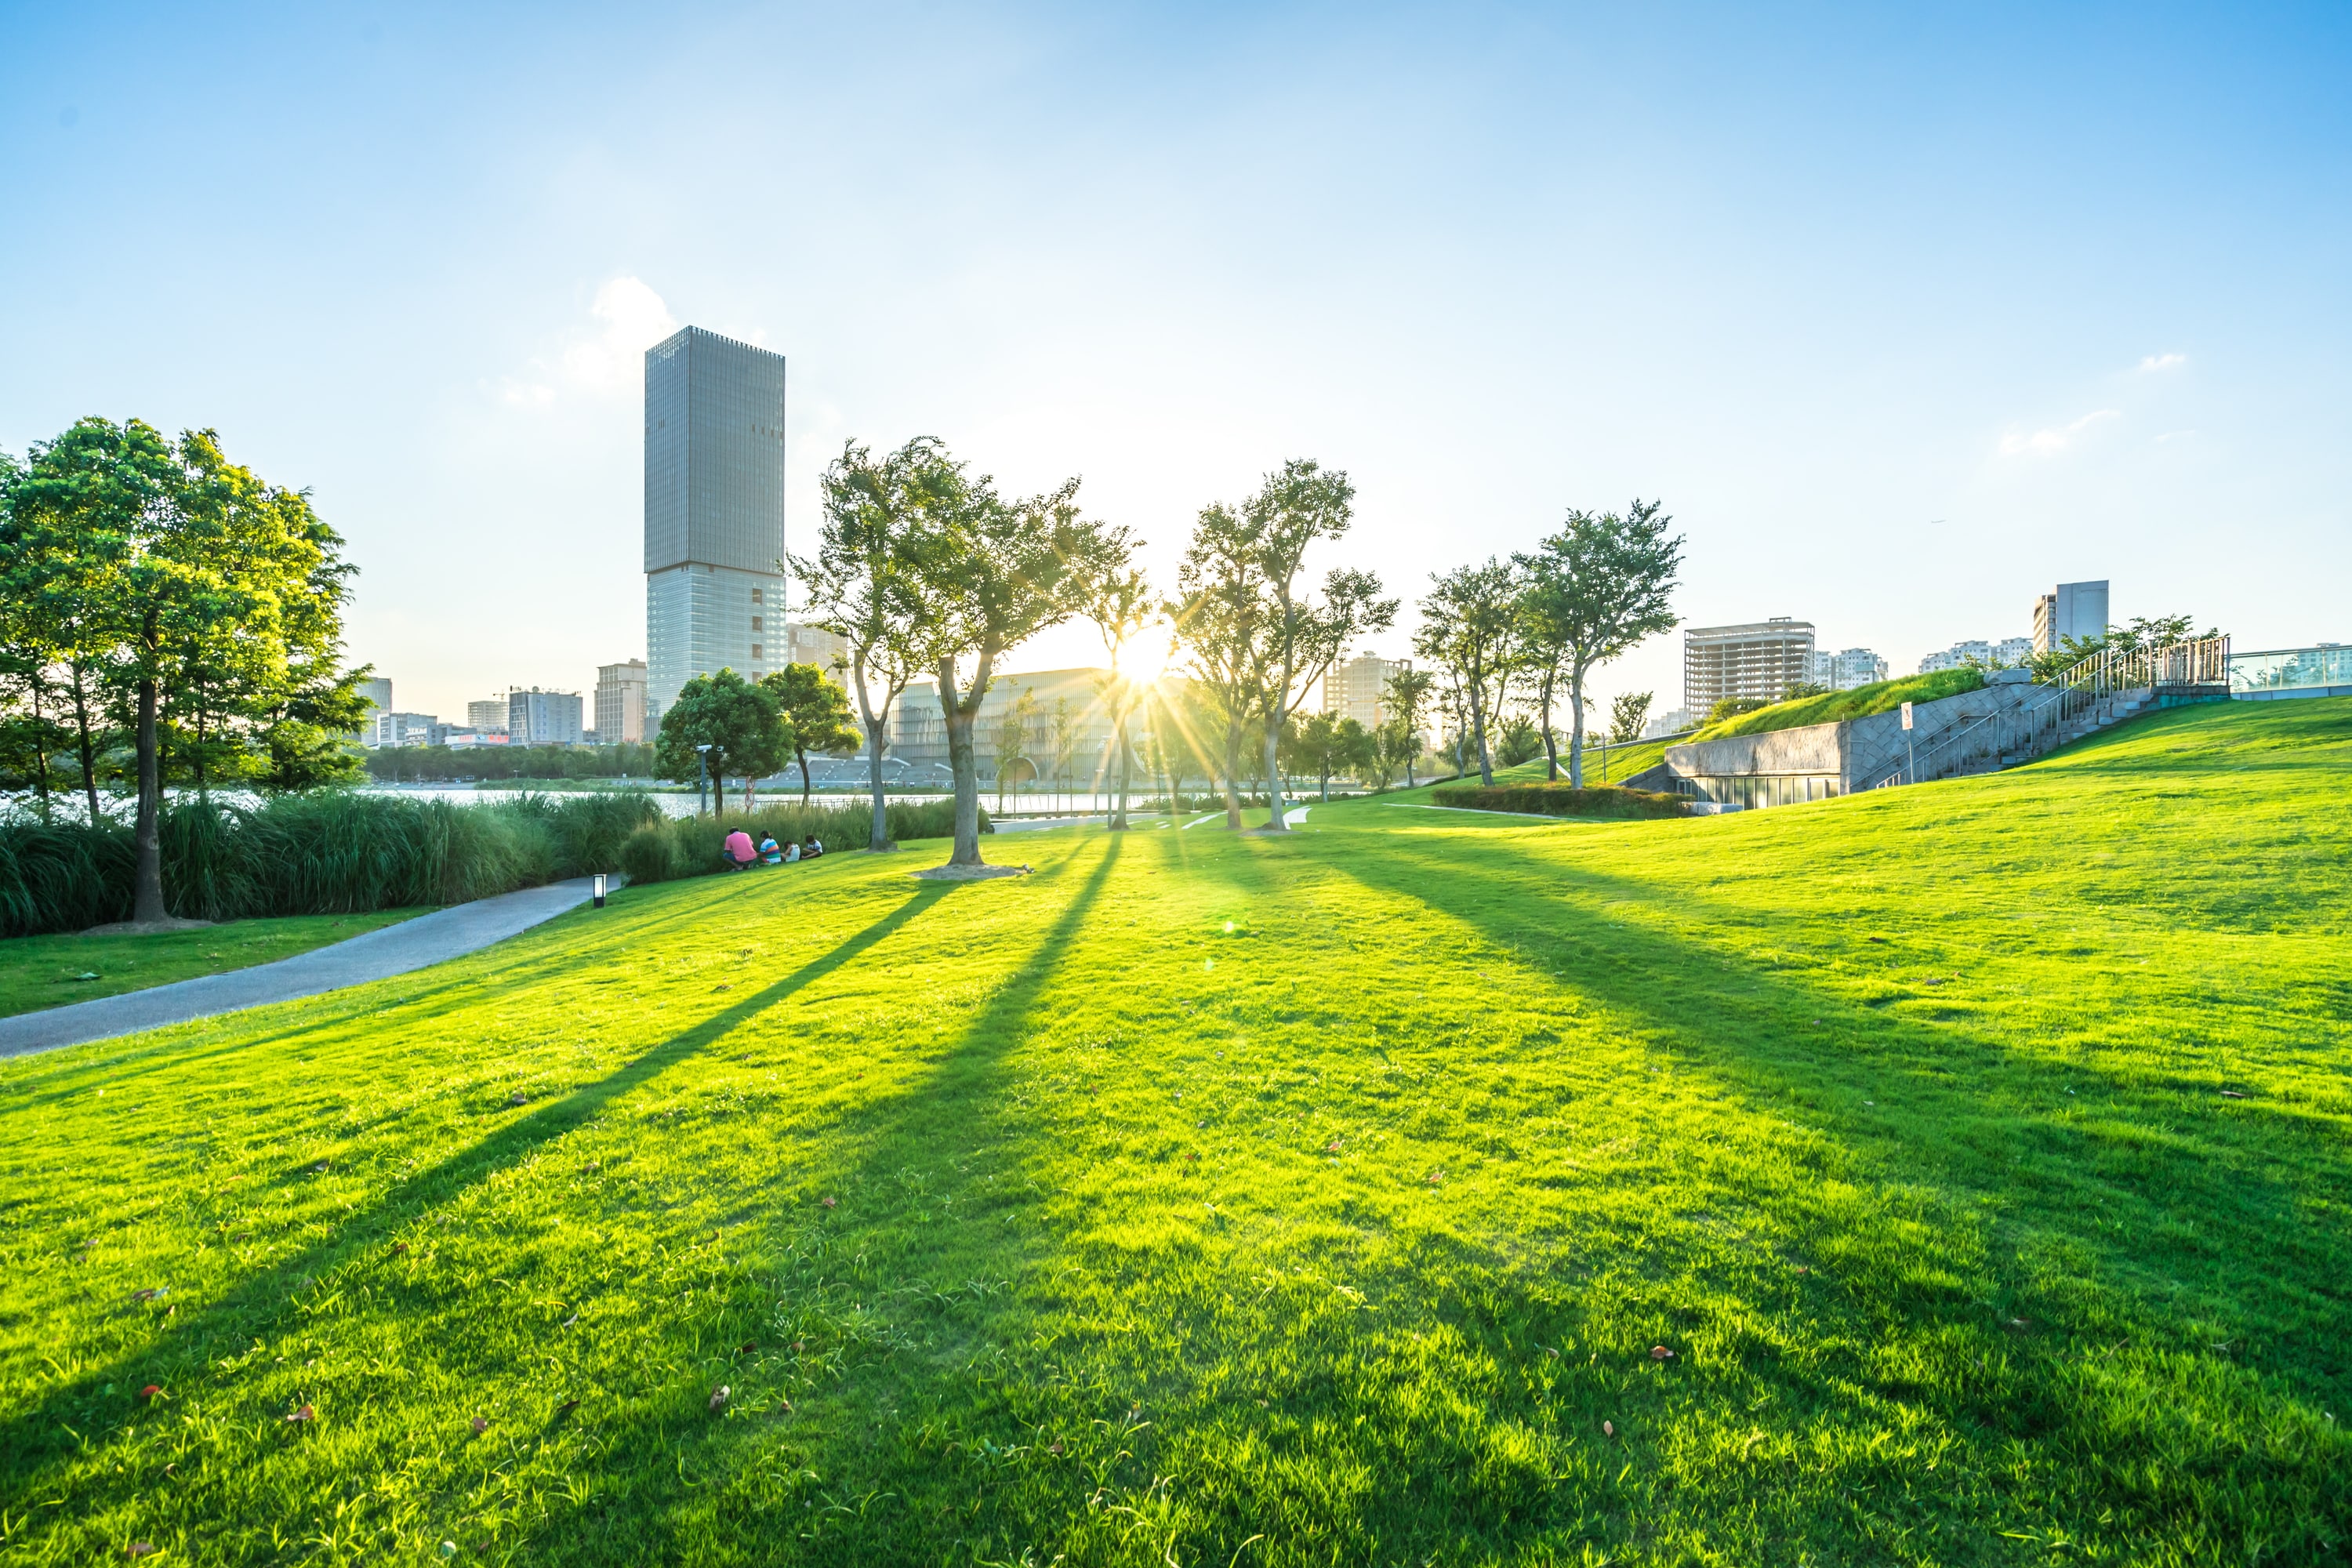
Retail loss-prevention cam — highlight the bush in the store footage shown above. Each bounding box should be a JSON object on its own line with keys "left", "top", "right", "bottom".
{"left": 615, "top": 797, "right": 978, "bottom": 886}
{"left": 0, "top": 790, "right": 664, "bottom": 938}
{"left": 1429, "top": 782, "right": 1687, "bottom": 819}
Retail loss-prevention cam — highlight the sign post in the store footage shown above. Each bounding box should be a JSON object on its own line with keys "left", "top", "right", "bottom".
{"left": 1900, "top": 701, "right": 1915, "bottom": 784}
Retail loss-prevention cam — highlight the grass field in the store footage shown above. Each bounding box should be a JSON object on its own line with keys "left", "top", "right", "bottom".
{"left": 0, "top": 910, "right": 423, "bottom": 1020}
{"left": 2, "top": 699, "right": 2347, "bottom": 1564}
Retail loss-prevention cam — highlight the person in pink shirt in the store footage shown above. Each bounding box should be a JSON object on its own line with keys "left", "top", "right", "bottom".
{"left": 722, "top": 829, "right": 757, "bottom": 869}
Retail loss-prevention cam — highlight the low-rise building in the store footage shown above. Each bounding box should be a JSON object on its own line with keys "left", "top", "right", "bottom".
{"left": 507, "top": 688, "right": 584, "bottom": 747}
{"left": 595, "top": 659, "right": 648, "bottom": 745}
{"left": 466, "top": 698, "right": 510, "bottom": 735}
{"left": 1919, "top": 637, "right": 2034, "bottom": 673}
{"left": 1321, "top": 654, "right": 1399, "bottom": 729}
{"left": 371, "top": 711, "right": 437, "bottom": 748}
{"left": 1806, "top": 648, "right": 1887, "bottom": 690}
{"left": 782, "top": 622, "right": 849, "bottom": 673}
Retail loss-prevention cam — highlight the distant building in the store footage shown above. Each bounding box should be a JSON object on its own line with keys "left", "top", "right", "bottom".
{"left": 595, "top": 659, "right": 649, "bottom": 745}
{"left": 1918, "top": 637, "right": 2034, "bottom": 674}
{"left": 466, "top": 698, "right": 510, "bottom": 735}
{"left": 2033, "top": 580, "right": 2110, "bottom": 653}
{"left": 1806, "top": 648, "right": 1887, "bottom": 691}
{"left": 1684, "top": 619, "right": 1816, "bottom": 714}
{"left": 1643, "top": 707, "right": 1698, "bottom": 739}
{"left": 782, "top": 622, "right": 848, "bottom": 673}
{"left": 507, "top": 688, "right": 584, "bottom": 747}
{"left": 644, "top": 326, "right": 788, "bottom": 723}
{"left": 371, "top": 711, "right": 437, "bottom": 748}
{"left": 1323, "top": 654, "right": 1399, "bottom": 728}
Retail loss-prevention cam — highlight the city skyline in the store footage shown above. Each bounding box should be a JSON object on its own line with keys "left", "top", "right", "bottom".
{"left": 3, "top": 5, "right": 2346, "bottom": 722}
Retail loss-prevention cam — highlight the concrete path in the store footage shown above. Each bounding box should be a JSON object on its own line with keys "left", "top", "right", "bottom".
{"left": 0, "top": 877, "right": 603, "bottom": 1060}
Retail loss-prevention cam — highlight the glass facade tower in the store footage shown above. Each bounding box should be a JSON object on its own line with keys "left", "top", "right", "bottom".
{"left": 644, "top": 326, "right": 787, "bottom": 724}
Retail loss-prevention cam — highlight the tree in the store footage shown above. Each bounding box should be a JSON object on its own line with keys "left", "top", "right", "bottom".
{"left": 994, "top": 686, "right": 1039, "bottom": 811}
{"left": 793, "top": 437, "right": 950, "bottom": 850}
{"left": 655, "top": 670, "right": 786, "bottom": 813}
{"left": 1512, "top": 500, "right": 1683, "bottom": 786}
{"left": 1168, "top": 503, "right": 1263, "bottom": 829}
{"left": 1415, "top": 559, "right": 1522, "bottom": 787}
{"left": 1705, "top": 695, "right": 1769, "bottom": 727}
{"left": 1085, "top": 567, "right": 1157, "bottom": 830}
{"left": 897, "top": 446, "right": 1131, "bottom": 868}
{"left": 252, "top": 665, "right": 374, "bottom": 793}
{"left": 1381, "top": 664, "right": 1434, "bottom": 789}
{"left": 1369, "top": 715, "right": 1416, "bottom": 790}
{"left": 1497, "top": 714, "right": 1543, "bottom": 768}
{"left": 6, "top": 420, "right": 361, "bottom": 924}
{"left": 1608, "top": 690, "right": 1653, "bottom": 745}
{"left": 760, "top": 662, "right": 860, "bottom": 808}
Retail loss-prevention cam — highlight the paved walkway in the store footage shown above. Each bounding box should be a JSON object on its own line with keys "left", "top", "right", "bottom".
{"left": 0, "top": 878, "right": 603, "bottom": 1059}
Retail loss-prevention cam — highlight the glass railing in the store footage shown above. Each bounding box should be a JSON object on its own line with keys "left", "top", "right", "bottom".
{"left": 2229, "top": 646, "right": 2352, "bottom": 694}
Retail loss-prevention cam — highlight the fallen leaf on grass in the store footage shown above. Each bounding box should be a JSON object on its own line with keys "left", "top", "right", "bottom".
{"left": 127, "top": 1545, "right": 156, "bottom": 1559}
{"left": 557, "top": 1398, "right": 579, "bottom": 1414}
{"left": 506, "top": 1092, "right": 529, "bottom": 1108}
{"left": 792, "top": 1340, "right": 804, "bottom": 1352}
{"left": 2220, "top": 1089, "right": 2245, "bottom": 1099}
{"left": 139, "top": 1385, "right": 163, "bottom": 1401}
{"left": 1602, "top": 1421, "right": 1616, "bottom": 1439}
{"left": 739, "top": 1341, "right": 757, "bottom": 1353}
{"left": 390, "top": 1242, "right": 408, "bottom": 1256}
{"left": 310, "top": 1162, "right": 330, "bottom": 1174}
{"left": 285, "top": 1404, "right": 314, "bottom": 1424}
{"left": 132, "top": 1287, "right": 166, "bottom": 1301}
{"left": 1427, "top": 1171, "right": 1445, "bottom": 1185}
{"left": 709, "top": 1385, "right": 731, "bottom": 1411}
{"left": 1650, "top": 1346, "right": 1675, "bottom": 1362}
{"left": 820, "top": 1196, "right": 837, "bottom": 1209}
{"left": 471, "top": 1416, "right": 488, "bottom": 1435}
{"left": 713, "top": 984, "right": 732, "bottom": 992}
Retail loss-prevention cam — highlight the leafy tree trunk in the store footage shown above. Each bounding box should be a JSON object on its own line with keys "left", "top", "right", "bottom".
{"left": 850, "top": 661, "right": 893, "bottom": 851}
{"left": 1538, "top": 667, "right": 1561, "bottom": 780}
{"left": 1567, "top": 665, "right": 1590, "bottom": 787}
{"left": 132, "top": 664, "right": 166, "bottom": 924}
{"left": 946, "top": 703, "right": 984, "bottom": 865}
{"left": 1468, "top": 677, "right": 1496, "bottom": 786}
{"left": 795, "top": 740, "right": 813, "bottom": 808}
{"left": 1261, "top": 720, "right": 1290, "bottom": 832}
{"left": 1109, "top": 701, "right": 1133, "bottom": 831}
{"left": 67, "top": 662, "right": 103, "bottom": 825}
{"left": 1220, "top": 722, "right": 1244, "bottom": 828}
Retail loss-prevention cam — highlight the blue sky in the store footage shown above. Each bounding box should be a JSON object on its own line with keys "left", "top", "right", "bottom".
{"left": 3, "top": 2, "right": 2347, "bottom": 720}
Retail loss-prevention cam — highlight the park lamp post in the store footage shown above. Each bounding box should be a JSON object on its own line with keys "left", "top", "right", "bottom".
{"left": 591, "top": 873, "right": 608, "bottom": 909}
{"left": 695, "top": 744, "right": 713, "bottom": 817}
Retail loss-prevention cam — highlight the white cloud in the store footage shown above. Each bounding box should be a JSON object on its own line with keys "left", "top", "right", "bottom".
{"left": 559, "top": 277, "right": 680, "bottom": 393}
{"left": 2138, "top": 352, "right": 2187, "bottom": 372}
{"left": 498, "top": 379, "right": 556, "bottom": 408}
{"left": 2155, "top": 429, "right": 2197, "bottom": 443}
{"left": 1999, "top": 408, "right": 2119, "bottom": 458}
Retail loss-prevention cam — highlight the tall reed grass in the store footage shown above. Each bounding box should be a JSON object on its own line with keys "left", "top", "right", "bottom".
{"left": 0, "top": 792, "right": 661, "bottom": 938}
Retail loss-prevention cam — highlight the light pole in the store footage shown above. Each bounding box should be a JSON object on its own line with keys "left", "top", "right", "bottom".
{"left": 695, "top": 744, "right": 713, "bottom": 817}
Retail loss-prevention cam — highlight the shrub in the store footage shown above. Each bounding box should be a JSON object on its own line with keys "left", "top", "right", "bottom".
{"left": 1429, "top": 782, "right": 1686, "bottom": 819}
{"left": 615, "top": 797, "right": 979, "bottom": 886}
{"left": 0, "top": 790, "right": 664, "bottom": 937}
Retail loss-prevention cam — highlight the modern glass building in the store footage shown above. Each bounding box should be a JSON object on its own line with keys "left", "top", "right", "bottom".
{"left": 644, "top": 326, "right": 787, "bottom": 724}
{"left": 2229, "top": 644, "right": 2352, "bottom": 700}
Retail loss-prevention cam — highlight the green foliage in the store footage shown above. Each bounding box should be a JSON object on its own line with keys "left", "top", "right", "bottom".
{"left": 1697, "top": 667, "right": 1986, "bottom": 739}
{"left": 1429, "top": 780, "right": 1686, "bottom": 818}
{"left": 1704, "top": 695, "right": 1772, "bottom": 726}
{"left": 8, "top": 699, "right": 2347, "bottom": 1561}
{"left": 615, "top": 798, "right": 974, "bottom": 886}
{"left": 1494, "top": 715, "right": 1544, "bottom": 768}
{"left": 1416, "top": 558, "right": 1522, "bottom": 784}
{"left": 1512, "top": 499, "right": 1683, "bottom": 782}
{"left": 759, "top": 662, "right": 861, "bottom": 807}
{"left": 1608, "top": 690, "right": 1653, "bottom": 744}
{"left": 0, "top": 791, "right": 659, "bottom": 936}
{"left": 654, "top": 670, "right": 786, "bottom": 797}
{"left": 2027, "top": 612, "right": 2225, "bottom": 683}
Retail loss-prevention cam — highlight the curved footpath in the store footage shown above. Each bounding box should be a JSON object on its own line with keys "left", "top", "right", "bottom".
{"left": 0, "top": 877, "right": 603, "bottom": 1060}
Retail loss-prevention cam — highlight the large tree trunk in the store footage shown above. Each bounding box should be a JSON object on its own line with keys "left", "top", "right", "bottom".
{"left": 1539, "top": 668, "right": 1561, "bottom": 780}
{"left": 1468, "top": 675, "right": 1496, "bottom": 787}
{"left": 1567, "top": 674, "right": 1588, "bottom": 788}
{"left": 1220, "top": 721, "right": 1243, "bottom": 829}
{"left": 943, "top": 690, "right": 986, "bottom": 867}
{"left": 797, "top": 742, "right": 813, "bottom": 808}
{"left": 1109, "top": 702, "right": 1132, "bottom": 831}
{"left": 859, "top": 681, "right": 895, "bottom": 851}
{"left": 1260, "top": 718, "right": 1290, "bottom": 832}
{"left": 132, "top": 672, "right": 166, "bottom": 924}
{"left": 68, "top": 662, "right": 103, "bottom": 826}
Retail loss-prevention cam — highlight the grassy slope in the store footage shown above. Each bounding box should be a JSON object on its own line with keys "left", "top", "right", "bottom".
{"left": 0, "top": 911, "right": 423, "bottom": 1019}
{"left": 1, "top": 699, "right": 2347, "bottom": 1565}
{"left": 1696, "top": 667, "right": 1987, "bottom": 740}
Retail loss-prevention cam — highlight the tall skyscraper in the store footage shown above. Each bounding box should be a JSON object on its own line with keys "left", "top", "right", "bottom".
{"left": 644, "top": 326, "right": 788, "bottom": 724}
{"left": 1322, "top": 654, "right": 1399, "bottom": 728}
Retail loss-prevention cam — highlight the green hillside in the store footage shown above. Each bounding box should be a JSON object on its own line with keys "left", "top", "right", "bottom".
{"left": 1695, "top": 666, "right": 1987, "bottom": 739}
{"left": 2, "top": 699, "right": 2347, "bottom": 1564}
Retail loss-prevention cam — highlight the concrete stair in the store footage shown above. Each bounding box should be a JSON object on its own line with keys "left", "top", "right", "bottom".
{"left": 1998, "top": 689, "right": 2150, "bottom": 768}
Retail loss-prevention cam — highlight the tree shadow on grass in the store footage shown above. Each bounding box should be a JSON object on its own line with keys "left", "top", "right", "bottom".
{"left": 1315, "top": 837, "right": 2351, "bottom": 1541}
{"left": 0, "top": 880, "right": 961, "bottom": 1528}
{"left": 473, "top": 833, "right": 1127, "bottom": 1563}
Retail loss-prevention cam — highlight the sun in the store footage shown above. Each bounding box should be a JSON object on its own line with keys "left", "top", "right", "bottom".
{"left": 1118, "top": 628, "right": 1175, "bottom": 684}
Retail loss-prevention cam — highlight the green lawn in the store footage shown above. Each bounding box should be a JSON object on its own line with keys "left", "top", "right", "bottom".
{"left": 0, "top": 910, "right": 423, "bottom": 1020}
{"left": 2, "top": 699, "right": 2347, "bottom": 1564}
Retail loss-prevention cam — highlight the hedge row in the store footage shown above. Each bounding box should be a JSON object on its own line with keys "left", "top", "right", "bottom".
{"left": 1428, "top": 782, "right": 1687, "bottom": 819}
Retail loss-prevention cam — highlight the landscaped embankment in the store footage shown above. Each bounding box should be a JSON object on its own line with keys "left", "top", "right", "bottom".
{"left": 1694, "top": 666, "right": 1985, "bottom": 739}
{"left": 1428, "top": 781, "right": 1686, "bottom": 818}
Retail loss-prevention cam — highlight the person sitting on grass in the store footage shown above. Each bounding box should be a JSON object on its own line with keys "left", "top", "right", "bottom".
{"left": 802, "top": 834, "right": 824, "bottom": 860}
{"left": 758, "top": 833, "right": 782, "bottom": 866}
{"left": 722, "top": 829, "right": 757, "bottom": 870}
{"left": 783, "top": 838, "right": 800, "bottom": 863}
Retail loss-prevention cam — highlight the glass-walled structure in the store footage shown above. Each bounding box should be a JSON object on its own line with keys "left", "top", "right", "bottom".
{"left": 2229, "top": 645, "right": 2352, "bottom": 700}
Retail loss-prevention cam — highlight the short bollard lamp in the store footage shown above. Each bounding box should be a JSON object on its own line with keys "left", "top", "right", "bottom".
{"left": 592, "top": 873, "right": 608, "bottom": 909}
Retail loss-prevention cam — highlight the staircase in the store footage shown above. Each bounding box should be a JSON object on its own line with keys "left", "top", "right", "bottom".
{"left": 1998, "top": 687, "right": 2151, "bottom": 767}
